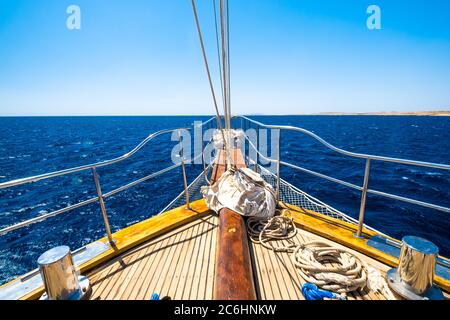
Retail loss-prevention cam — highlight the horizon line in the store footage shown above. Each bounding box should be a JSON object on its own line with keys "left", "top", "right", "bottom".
{"left": 1, "top": 110, "right": 449, "bottom": 117}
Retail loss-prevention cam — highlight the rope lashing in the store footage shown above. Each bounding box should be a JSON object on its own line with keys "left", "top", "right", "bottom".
{"left": 292, "top": 241, "right": 367, "bottom": 293}
{"left": 247, "top": 212, "right": 297, "bottom": 252}
{"left": 301, "top": 283, "right": 346, "bottom": 300}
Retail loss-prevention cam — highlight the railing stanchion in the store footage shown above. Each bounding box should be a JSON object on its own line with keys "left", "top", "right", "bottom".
{"left": 254, "top": 126, "right": 259, "bottom": 172}
{"left": 201, "top": 131, "right": 207, "bottom": 180}
{"left": 91, "top": 167, "right": 114, "bottom": 244}
{"left": 356, "top": 159, "right": 371, "bottom": 238}
{"left": 179, "top": 130, "right": 190, "bottom": 209}
{"left": 276, "top": 130, "right": 281, "bottom": 202}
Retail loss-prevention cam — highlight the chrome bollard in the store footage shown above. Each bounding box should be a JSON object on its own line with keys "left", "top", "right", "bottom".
{"left": 38, "top": 246, "right": 90, "bottom": 300}
{"left": 387, "top": 236, "right": 444, "bottom": 300}
{"left": 398, "top": 236, "right": 437, "bottom": 294}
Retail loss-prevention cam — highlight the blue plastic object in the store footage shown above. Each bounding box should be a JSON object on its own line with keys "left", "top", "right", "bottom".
{"left": 150, "top": 293, "right": 160, "bottom": 300}
{"left": 301, "top": 283, "right": 343, "bottom": 300}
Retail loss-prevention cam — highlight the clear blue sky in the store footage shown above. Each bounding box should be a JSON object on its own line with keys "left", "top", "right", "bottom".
{"left": 0, "top": 0, "right": 449, "bottom": 115}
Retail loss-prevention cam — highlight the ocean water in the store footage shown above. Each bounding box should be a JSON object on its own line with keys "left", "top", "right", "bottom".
{"left": 0, "top": 115, "right": 449, "bottom": 285}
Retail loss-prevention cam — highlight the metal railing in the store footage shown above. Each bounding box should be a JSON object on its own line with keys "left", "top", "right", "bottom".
{"left": 1, "top": 114, "right": 448, "bottom": 242}
{"left": 234, "top": 115, "right": 450, "bottom": 238}
{"left": 0, "top": 117, "right": 217, "bottom": 240}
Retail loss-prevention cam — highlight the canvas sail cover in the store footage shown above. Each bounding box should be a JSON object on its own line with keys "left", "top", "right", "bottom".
{"left": 201, "top": 167, "right": 276, "bottom": 218}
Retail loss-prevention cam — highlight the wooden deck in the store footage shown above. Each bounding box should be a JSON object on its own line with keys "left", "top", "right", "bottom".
{"left": 86, "top": 213, "right": 403, "bottom": 300}
{"left": 88, "top": 215, "right": 219, "bottom": 300}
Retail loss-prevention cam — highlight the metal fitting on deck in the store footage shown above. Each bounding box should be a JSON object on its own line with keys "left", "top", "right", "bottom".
{"left": 38, "top": 246, "right": 91, "bottom": 300}
{"left": 387, "top": 236, "right": 444, "bottom": 300}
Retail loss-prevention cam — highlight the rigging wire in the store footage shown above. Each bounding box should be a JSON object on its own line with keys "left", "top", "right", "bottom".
{"left": 226, "top": 0, "right": 231, "bottom": 130}
{"left": 213, "top": 0, "right": 225, "bottom": 108}
{"left": 190, "top": 0, "right": 232, "bottom": 168}
{"left": 219, "top": 0, "right": 234, "bottom": 169}
{"left": 219, "top": 0, "right": 229, "bottom": 129}
{"left": 190, "top": 0, "right": 224, "bottom": 133}
{"left": 218, "top": 0, "right": 229, "bottom": 167}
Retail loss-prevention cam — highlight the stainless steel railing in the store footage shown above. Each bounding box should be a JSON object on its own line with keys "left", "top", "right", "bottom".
{"left": 0, "top": 117, "right": 217, "bottom": 239}
{"left": 234, "top": 115, "right": 450, "bottom": 238}
{"left": 1, "top": 114, "right": 448, "bottom": 241}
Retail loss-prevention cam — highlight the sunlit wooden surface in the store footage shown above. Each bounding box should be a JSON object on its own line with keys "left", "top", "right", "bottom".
{"left": 86, "top": 212, "right": 416, "bottom": 300}
{"left": 88, "top": 215, "right": 218, "bottom": 300}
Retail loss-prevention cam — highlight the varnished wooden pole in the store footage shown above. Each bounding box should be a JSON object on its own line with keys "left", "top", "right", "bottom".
{"left": 214, "top": 208, "right": 256, "bottom": 300}
{"left": 212, "top": 149, "right": 256, "bottom": 300}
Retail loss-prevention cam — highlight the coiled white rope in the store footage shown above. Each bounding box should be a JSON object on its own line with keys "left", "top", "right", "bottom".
{"left": 247, "top": 213, "right": 297, "bottom": 252}
{"left": 247, "top": 211, "right": 369, "bottom": 294}
{"left": 292, "top": 241, "right": 367, "bottom": 293}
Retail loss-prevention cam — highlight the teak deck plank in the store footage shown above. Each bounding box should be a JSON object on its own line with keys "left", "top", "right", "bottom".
{"left": 277, "top": 239, "right": 303, "bottom": 300}
{"left": 196, "top": 217, "right": 213, "bottom": 299}
{"left": 180, "top": 220, "right": 202, "bottom": 299}
{"left": 119, "top": 239, "right": 159, "bottom": 299}
{"left": 248, "top": 242, "right": 264, "bottom": 299}
{"left": 167, "top": 222, "right": 196, "bottom": 300}
{"left": 87, "top": 214, "right": 219, "bottom": 300}
{"left": 205, "top": 215, "right": 217, "bottom": 299}
{"left": 109, "top": 241, "right": 149, "bottom": 300}
{"left": 149, "top": 226, "right": 184, "bottom": 299}
{"left": 148, "top": 223, "right": 194, "bottom": 299}
{"left": 174, "top": 220, "right": 198, "bottom": 299}
{"left": 259, "top": 241, "right": 283, "bottom": 299}
{"left": 191, "top": 218, "right": 210, "bottom": 298}
{"left": 190, "top": 217, "right": 209, "bottom": 299}
{"left": 125, "top": 231, "right": 169, "bottom": 300}
{"left": 134, "top": 227, "right": 176, "bottom": 300}
{"left": 162, "top": 219, "right": 194, "bottom": 299}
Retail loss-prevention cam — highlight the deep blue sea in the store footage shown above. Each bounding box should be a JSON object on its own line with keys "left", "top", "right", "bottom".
{"left": 0, "top": 116, "right": 449, "bottom": 285}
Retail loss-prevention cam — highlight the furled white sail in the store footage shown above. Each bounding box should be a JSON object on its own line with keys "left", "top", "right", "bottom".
{"left": 201, "top": 167, "right": 276, "bottom": 218}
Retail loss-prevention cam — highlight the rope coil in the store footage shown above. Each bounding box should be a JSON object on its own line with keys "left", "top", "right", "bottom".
{"left": 292, "top": 241, "right": 367, "bottom": 293}
{"left": 247, "top": 211, "right": 368, "bottom": 294}
{"left": 247, "top": 213, "right": 297, "bottom": 252}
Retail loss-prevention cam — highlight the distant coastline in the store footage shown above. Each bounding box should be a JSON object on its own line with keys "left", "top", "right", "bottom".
{"left": 1, "top": 111, "right": 449, "bottom": 117}
{"left": 315, "top": 111, "right": 450, "bottom": 116}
